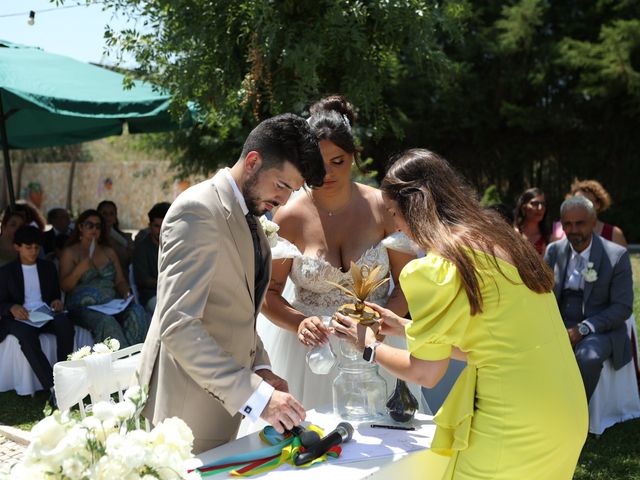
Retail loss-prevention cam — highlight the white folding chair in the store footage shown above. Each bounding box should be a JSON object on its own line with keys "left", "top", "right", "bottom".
{"left": 53, "top": 343, "right": 145, "bottom": 426}
{"left": 588, "top": 315, "right": 640, "bottom": 435}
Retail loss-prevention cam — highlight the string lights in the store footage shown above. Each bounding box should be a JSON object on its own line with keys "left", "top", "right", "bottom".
{"left": 0, "top": 2, "right": 105, "bottom": 26}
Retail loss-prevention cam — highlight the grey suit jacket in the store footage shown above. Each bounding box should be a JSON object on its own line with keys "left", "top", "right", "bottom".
{"left": 544, "top": 234, "right": 633, "bottom": 370}
{"left": 137, "top": 170, "right": 272, "bottom": 450}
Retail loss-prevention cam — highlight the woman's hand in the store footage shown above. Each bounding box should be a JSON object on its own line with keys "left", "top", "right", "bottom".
{"left": 297, "top": 316, "right": 331, "bottom": 347}
{"left": 365, "top": 301, "right": 409, "bottom": 337}
{"left": 332, "top": 312, "right": 378, "bottom": 351}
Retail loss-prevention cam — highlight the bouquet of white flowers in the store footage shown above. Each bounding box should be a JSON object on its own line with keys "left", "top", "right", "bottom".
{"left": 68, "top": 337, "right": 121, "bottom": 361}
{"left": 11, "top": 385, "right": 201, "bottom": 480}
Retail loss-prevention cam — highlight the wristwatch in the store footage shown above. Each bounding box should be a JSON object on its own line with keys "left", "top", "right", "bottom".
{"left": 578, "top": 322, "right": 591, "bottom": 337}
{"left": 363, "top": 341, "right": 382, "bottom": 364}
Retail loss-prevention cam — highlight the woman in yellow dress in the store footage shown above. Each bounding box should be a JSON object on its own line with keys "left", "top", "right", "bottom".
{"left": 334, "top": 148, "right": 588, "bottom": 479}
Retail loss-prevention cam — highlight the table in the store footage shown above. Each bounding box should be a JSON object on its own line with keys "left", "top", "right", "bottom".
{"left": 188, "top": 410, "right": 437, "bottom": 479}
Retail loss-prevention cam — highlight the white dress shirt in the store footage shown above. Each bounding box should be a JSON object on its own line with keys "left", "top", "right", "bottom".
{"left": 564, "top": 240, "right": 595, "bottom": 333}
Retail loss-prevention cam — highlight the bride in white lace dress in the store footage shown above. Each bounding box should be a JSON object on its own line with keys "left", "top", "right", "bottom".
{"left": 258, "top": 96, "right": 417, "bottom": 410}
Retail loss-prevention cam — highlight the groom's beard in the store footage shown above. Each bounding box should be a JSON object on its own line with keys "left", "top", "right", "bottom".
{"left": 243, "top": 170, "right": 279, "bottom": 216}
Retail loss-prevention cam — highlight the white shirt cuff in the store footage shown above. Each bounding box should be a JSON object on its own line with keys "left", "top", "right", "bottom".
{"left": 239, "top": 380, "right": 274, "bottom": 421}
{"left": 252, "top": 364, "right": 271, "bottom": 372}
{"left": 583, "top": 320, "right": 596, "bottom": 333}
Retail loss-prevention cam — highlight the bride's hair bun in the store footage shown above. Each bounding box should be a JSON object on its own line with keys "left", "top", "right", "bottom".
{"left": 310, "top": 95, "right": 356, "bottom": 128}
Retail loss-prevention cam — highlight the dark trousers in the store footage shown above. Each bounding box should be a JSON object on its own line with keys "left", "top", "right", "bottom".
{"left": 6, "top": 313, "right": 75, "bottom": 390}
{"left": 559, "top": 289, "right": 611, "bottom": 401}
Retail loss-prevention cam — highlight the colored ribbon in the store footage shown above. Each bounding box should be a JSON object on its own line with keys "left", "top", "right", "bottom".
{"left": 192, "top": 424, "right": 341, "bottom": 477}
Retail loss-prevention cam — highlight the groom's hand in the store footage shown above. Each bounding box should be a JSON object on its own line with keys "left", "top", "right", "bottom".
{"left": 255, "top": 369, "right": 289, "bottom": 392}
{"left": 260, "top": 391, "right": 306, "bottom": 433}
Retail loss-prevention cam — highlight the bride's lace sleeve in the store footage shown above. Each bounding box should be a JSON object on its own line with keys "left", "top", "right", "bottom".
{"left": 271, "top": 235, "right": 303, "bottom": 260}
{"left": 381, "top": 232, "right": 422, "bottom": 256}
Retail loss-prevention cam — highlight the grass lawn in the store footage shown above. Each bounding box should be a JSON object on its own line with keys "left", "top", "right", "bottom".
{"left": 2, "top": 256, "right": 640, "bottom": 478}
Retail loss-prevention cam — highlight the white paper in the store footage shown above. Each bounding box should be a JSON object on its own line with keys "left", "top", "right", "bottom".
{"left": 303, "top": 410, "right": 436, "bottom": 464}
{"left": 24, "top": 304, "right": 54, "bottom": 328}
{"left": 87, "top": 296, "right": 133, "bottom": 315}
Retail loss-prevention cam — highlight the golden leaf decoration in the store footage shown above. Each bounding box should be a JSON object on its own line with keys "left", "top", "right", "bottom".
{"left": 326, "top": 263, "right": 390, "bottom": 303}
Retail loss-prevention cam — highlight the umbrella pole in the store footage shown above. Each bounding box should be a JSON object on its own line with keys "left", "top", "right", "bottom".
{"left": 0, "top": 95, "right": 16, "bottom": 207}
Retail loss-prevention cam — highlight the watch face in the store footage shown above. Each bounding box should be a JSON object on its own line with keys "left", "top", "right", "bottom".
{"left": 578, "top": 324, "right": 590, "bottom": 335}
{"left": 363, "top": 347, "right": 373, "bottom": 362}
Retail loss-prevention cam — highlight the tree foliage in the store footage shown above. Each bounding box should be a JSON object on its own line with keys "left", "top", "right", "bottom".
{"left": 71, "top": 0, "right": 467, "bottom": 174}
{"left": 59, "top": 0, "right": 640, "bottom": 239}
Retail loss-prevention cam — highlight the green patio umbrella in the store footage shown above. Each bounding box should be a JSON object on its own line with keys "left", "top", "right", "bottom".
{"left": 0, "top": 39, "right": 189, "bottom": 206}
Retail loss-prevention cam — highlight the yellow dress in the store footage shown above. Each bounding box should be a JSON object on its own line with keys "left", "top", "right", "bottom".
{"left": 401, "top": 251, "right": 588, "bottom": 480}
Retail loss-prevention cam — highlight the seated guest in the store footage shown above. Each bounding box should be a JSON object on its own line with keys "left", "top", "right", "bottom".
{"left": 44, "top": 234, "right": 70, "bottom": 273}
{"left": 97, "top": 200, "right": 134, "bottom": 273}
{"left": 0, "top": 207, "right": 26, "bottom": 267}
{"left": 572, "top": 179, "right": 627, "bottom": 247}
{"left": 0, "top": 226, "right": 74, "bottom": 397}
{"left": 133, "top": 202, "right": 170, "bottom": 315}
{"left": 514, "top": 187, "right": 548, "bottom": 255}
{"left": 59, "top": 209, "right": 148, "bottom": 348}
{"left": 550, "top": 179, "right": 627, "bottom": 247}
{"left": 43, "top": 207, "right": 72, "bottom": 255}
{"left": 14, "top": 201, "right": 46, "bottom": 231}
{"left": 545, "top": 196, "right": 633, "bottom": 401}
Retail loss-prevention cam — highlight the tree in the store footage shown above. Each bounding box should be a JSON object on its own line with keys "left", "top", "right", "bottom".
{"left": 63, "top": 0, "right": 468, "bottom": 174}
{"left": 62, "top": 0, "right": 640, "bottom": 239}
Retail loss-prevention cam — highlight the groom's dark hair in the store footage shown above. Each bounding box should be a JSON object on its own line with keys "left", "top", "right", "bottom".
{"left": 240, "top": 113, "right": 325, "bottom": 188}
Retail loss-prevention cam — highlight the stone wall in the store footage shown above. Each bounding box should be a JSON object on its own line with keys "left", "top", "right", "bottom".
{"left": 15, "top": 161, "right": 206, "bottom": 230}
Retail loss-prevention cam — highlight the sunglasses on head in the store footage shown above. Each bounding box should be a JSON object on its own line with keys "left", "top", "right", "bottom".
{"left": 82, "top": 221, "right": 102, "bottom": 230}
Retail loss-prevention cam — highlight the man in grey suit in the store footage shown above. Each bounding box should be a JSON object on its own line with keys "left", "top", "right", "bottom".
{"left": 138, "top": 113, "right": 325, "bottom": 453}
{"left": 544, "top": 195, "right": 633, "bottom": 401}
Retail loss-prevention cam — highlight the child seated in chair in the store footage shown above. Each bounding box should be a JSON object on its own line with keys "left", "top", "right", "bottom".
{"left": 0, "top": 225, "right": 74, "bottom": 398}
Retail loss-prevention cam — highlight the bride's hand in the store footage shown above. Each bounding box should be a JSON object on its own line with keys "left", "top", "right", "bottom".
{"left": 365, "top": 302, "right": 409, "bottom": 337}
{"left": 332, "top": 312, "right": 378, "bottom": 351}
{"left": 297, "top": 316, "right": 331, "bottom": 347}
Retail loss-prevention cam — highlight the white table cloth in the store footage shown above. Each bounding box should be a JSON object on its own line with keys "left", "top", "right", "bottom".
{"left": 190, "top": 410, "right": 436, "bottom": 479}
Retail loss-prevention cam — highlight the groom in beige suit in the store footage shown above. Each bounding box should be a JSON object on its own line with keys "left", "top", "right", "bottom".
{"left": 138, "top": 113, "right": 325, "bottom": 453}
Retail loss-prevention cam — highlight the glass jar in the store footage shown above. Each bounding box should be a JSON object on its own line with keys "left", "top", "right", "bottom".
{"left": 332, "top": 340, "right": 387, "bottom": 421}
{"left": 305, "top": 316, "right": 337, "bottom": 375}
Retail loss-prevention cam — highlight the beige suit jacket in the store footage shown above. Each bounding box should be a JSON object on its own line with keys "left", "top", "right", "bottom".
{"left": 138, "top": 170, "right": 272, "bottom": 453}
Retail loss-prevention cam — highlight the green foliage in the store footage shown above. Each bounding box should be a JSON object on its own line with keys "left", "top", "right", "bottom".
{"left": 57, "top": 0, "right": 640, "bottom": 240}
{"left": 63, "top": 0, "right": 468, "bottom": 174}
{"left": 480, "top": 185, "right": 502, "bottom": 206}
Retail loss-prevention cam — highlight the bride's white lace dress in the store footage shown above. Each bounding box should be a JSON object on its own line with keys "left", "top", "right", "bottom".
{"left": 257, "top": 233, "right": 420, "bottom": 410}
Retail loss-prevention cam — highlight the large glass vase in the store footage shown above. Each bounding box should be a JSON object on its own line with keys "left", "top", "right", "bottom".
{"left": 332, "top": 339, "right": 387, "bottom": 421}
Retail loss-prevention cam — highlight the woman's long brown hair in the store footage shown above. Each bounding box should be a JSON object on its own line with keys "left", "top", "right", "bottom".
{"left": 381, "top": 149, "right": 554, "bottom": 315}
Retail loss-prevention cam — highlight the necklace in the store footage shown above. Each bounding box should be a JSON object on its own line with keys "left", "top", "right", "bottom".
{"left": 310, "top": 183, "right": 355, "bottom": 217}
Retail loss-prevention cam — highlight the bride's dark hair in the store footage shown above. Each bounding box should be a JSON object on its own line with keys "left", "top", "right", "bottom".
{"left": 307, "top": 95, "right": 363, "bottom": 170}
{"left": 381, "top": 148, "right": 554, "bottom": 315}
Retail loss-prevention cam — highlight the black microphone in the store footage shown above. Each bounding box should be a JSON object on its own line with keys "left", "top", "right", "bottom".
{"left": 293, "top": 422, "right": 354, "bottom": 466}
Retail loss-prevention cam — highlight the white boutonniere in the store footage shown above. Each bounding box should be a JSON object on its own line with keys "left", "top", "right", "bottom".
{"left": 581, "top": 262, "right": 598, "bottom": 283}
{"left": 259, "top": 216, "right": 280, "bottom": 248}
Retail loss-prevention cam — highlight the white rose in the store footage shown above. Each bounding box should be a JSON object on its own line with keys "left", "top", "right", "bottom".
{"left": 62, "top": 457, "right": 86, "bottom": 479}
{"left": 104, "top": 338, "right": 120, "bottom": 352}
{"left": 69, "top": 345, "right": 91, "bottom": 361}
{"left": 113, "top": 400, "right": 136, "bottom": 420}
{"left": 30, "top": 414, "right": 69, "bottom": 450}
{"left": 259, "top": 216, "right": 279, "bottom": 236}
{"left": 124, "top": 384, "right": 143, "bottom": 403}
{"left": 92, "top": 343, "right": 111, "bottom": 354}
{"left": 91, "top": 401, "right": 117, "bottom": 423}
